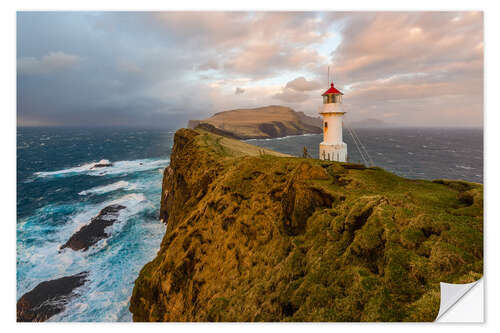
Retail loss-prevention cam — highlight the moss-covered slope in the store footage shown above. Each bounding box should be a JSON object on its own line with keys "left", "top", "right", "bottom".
{"left": 130, "top": 128, "right": 483, "bottom": 322}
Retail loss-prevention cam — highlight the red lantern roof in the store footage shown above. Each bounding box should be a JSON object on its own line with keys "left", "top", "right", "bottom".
{"left": 321, "top": 83, "right": 343, "bottom": 96}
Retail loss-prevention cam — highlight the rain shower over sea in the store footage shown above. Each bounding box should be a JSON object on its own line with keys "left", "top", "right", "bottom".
{"left": 16, "top": 126, "right": 482, "bottom": 321}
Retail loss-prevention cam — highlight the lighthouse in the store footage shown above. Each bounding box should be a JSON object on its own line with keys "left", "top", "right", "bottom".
{"left": 319, "top": 82, "right": 347, "bottom": 162}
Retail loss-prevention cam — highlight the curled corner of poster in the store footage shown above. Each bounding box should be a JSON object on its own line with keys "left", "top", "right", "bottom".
{"left": 435, "top": 278, "right": 484, "bottom": 323}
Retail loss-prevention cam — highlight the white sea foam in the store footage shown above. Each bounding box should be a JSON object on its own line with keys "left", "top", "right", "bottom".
{"left": 78, "top": 181, "right": 134, "bottom": 196}
{"left": 17, "top": 195, "right": 162, "bottom": 321}
{"left": 456, "top": 165, "right": 475, "bottom": 170}
{"left": 46, "top": 192, "right": 162, "bottom": 322}
{"left": 34, "top": 158, "right": 169, "bottom": 179}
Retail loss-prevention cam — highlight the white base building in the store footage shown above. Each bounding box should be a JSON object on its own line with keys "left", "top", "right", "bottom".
{"left": 319, "top": 142, "right": 347, "bottom": 162}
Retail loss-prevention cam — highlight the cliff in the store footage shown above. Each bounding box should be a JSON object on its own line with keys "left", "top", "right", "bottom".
{"left": 188, "top": 105, "right": 322, "bottom": 139}
{"left": 130, "top": 128, "right": 483, "bottom": 322}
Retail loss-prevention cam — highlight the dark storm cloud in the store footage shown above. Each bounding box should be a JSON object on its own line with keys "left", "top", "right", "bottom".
{"left": 17, "top": 12, "right": 200, "bottom": 127}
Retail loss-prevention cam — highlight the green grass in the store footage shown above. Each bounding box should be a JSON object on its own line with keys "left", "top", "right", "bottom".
{"left": 130, "top": 128, "right": 483, "bottom": 322}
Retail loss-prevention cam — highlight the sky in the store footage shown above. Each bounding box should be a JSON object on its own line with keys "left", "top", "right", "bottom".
{"left": 17, "top": 11, "right": 483, "bottom": 128}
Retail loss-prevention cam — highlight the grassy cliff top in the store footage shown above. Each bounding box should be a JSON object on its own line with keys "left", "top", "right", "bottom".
{"left": 130, "top": 129, "right": 483, "bottom": 322}
{"left": 194, "top": 128, "right": 291, "bottom": 158}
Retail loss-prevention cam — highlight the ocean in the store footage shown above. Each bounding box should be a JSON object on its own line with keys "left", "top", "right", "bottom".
{"left": 16, "top": 126, "right": 483, "bottom": 322}
{"left": 247, "top": 127, "right": 483, "bottom": 184}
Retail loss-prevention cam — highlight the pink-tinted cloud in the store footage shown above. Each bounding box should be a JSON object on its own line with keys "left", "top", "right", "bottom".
{"left": 331, "top": 12, "right": 483, "bottom": 83}
{"left": 159, "top": 11, "right": 483, "bottom": 126}
{"left": 285, "top": 77, "right": 322, "bottom": 92}
{"left": 143, "top": 11, "right": 484, "bottom": 126}
{"left": 320, "top": 12, "right": 483, "bottom": 126}
{"left": 272, "top": 88, "right": 310, "bottom": 103}
{"left": 150, "top": 12, "right": 329, "bottom": 79}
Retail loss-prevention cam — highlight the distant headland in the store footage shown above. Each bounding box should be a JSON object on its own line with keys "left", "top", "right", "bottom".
{"left": 188, "top": 105, "right": 322, "bottom": 139}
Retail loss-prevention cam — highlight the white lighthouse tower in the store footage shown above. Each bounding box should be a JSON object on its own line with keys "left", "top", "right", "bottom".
{"left": 319, "top": 81, "right": 347, "bottom": 162}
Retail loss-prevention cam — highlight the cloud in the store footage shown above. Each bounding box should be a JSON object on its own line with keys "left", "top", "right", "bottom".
{"left": 18, "top": 51, "right": 81, "bottom": 75}
{"left": 272, "top": 88, "right": 310, "bottom": 103}
{"left": 285, "top": 77, "right": 322, "bottom": 92}
{"left": 151, "top": 12, "right": 329, "bottom": 79}
{"left": 117, "top": 60, "right": 142, "bottom": 74}
{"left": 319, "top": 11, "right": 483, "bottom": 126}
{"left": 198, "top": 60, "right": 219, "bottom": 71}
{"left": 16, "top": 12, "right": 483, "bottom": 127}
{"left": 329, "top": 12, "right": 483, "bottom": 83}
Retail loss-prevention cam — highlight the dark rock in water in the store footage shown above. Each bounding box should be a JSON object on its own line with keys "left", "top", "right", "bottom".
{"left": 17, "top": 272, "right": 88, "bottom": 322}
{"left": 91, "top": 161, "right": 113, "bottom": 169}
{"left": 60, "top": 204, "right": 126, "bottom": 251}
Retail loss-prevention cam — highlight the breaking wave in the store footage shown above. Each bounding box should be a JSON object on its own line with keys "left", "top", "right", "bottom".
{"left": 78, "top": 181, "right": 135, "bottom": 196}
{"left": 456, "top": 165, "right": 475, "bottom": 170}
{"left": 34, "top": 158, "right": 169, "bottom": 179}
{"left": 17, "top": 189, "right": 162, "bottom": 322}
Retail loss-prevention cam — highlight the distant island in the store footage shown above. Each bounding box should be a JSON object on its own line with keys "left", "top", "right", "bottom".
{"left": 188, "top": 105, "right": 322, "bottom": 139}
{"left": 188, "top": 106, "right": 396, "bottom": 140}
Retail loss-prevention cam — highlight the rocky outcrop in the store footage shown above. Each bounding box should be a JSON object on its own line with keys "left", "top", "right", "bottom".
{"left": 194, "top": 123, "right": 242, "bottom": 140}
{"left": 90, "top": 159, "right": 113, "bottom": 169}
{"left": 17, "top": 272, "right": 88, "bottom": 322}
{"left": 187, "top": 105, "right": 322, "bottom": 139}
{"left": 60, "top": 204, "right": 126, "bottom": 251}
{"left": 130, "top": 128, "right": 483, "bottom": 322}
{"left": 187, "top": 120, "right": 201, "bottom": 129}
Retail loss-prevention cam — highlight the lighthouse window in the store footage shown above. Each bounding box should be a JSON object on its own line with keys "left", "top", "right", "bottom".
{"left": 323, "top": 96, "right": 328, "bottom": 104}
{"left": 324, "top": 122, "right": 328, "bottom": 129}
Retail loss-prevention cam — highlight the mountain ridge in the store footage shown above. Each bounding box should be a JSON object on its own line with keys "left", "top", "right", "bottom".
{"left": 188, "top": 105, "right": 322, "bottom": 139}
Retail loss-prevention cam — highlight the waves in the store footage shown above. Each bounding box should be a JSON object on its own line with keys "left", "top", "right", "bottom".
{"left": 18, "top": 156, "right": 167, "bottom": 321}
{"left": 34, "top": 158, "right": 169, "bottom": 179}
{"left": 17, "top": 192, "right": 153, "bottom": 281}
{"left": 456, "top": 165, "right": 475, "bottom": 170}
{"left": 248, "top": 128, "right": 483, "bottom": 184}
{"left": 78, "top": 181, "right": 135, "bottom": 196}
{"left": 17, "top": 190, "right": 163, "bottom": 321}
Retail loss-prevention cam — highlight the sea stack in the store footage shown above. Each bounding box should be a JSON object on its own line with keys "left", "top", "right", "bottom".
{"left": 319, "top": 81, "right": 347, "bottom": 162}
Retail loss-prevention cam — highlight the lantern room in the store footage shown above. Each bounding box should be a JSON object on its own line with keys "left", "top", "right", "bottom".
{"left": 322, "top": 83, "right": 343, "bottom": 104}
